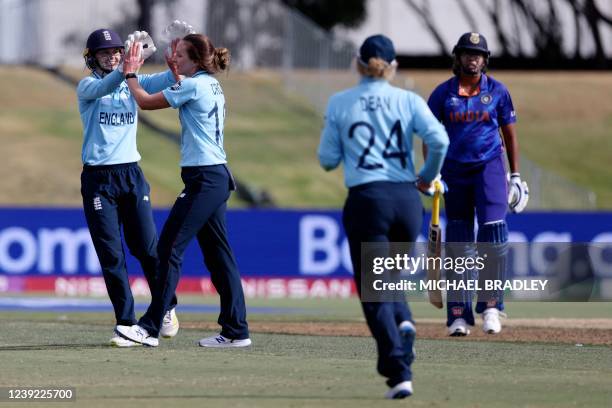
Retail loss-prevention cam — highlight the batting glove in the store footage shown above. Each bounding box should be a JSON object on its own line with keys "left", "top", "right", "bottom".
{"left": 417, "top": 175, "right": 448, "bottom": 196}
{"left": 508, "top": 173, "right": 529, "bottom": 213}
{"left": 125, "top": 31, "right": 157, "bottom": 61}
{"left": 163, "top": 20, "right": 196, "bottom": 41}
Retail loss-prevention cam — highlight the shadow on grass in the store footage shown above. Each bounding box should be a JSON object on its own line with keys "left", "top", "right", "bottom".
{"left": 86, "top": 394, "right": 379, "bottom": 401}
{"left": 0, "top": 343, "right": 119, "bottom": 351}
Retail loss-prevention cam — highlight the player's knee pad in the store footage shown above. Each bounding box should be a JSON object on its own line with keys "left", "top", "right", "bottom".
{"left": 477, "top": 220, "right": 508, "bottom": 243}
{"left": 446, "top": 219, "right": 475, "bottom": 242}
{"left": 477, "top": 221, "right": 508, "bottom": 308}
{"left": 446, "top": 219, "right": 476, "bottom": 263}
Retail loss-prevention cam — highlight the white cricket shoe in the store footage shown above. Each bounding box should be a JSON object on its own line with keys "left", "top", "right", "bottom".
{"left": 160, "top": 308, "right": 179, "bottom": 338}
{"left": 482, "top": 308, "right": 503, "bottom": 334}
{"left": 110, "top": 327, "right": 141, "bottom": 347}
{"left": 448, "top": 318, "right": 471, "bottom": 337}
{"left": 115, "top": 324, "right": 159, "bottom": 347}
{"left": 385, "top": 381, "right": 413, "bottom": 399}
{"left": 198, "top": 334, "right": 252, "bottom": 348}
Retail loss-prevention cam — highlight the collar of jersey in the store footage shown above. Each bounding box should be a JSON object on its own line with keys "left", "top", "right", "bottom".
{"left": 359, "top": 77, "right": 388, "bottom": 86}
{"left": 451, "top": 74, "right": 489, "bottom": 96}
{"left": 191, "top": 70, "right": 208, "bottom": 78}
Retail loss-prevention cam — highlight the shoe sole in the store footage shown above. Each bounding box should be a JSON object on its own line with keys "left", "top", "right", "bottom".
{"left": 449, "top": 329, "right": 470, "bottom": 337}
{"left": 110, "top": 343, "right": 141, "bottom": 348}
{"left": 160, "top": 329, "right": 179, "bottom": 339}
{"left": 110, "top": 340, "right": 141, "bottom": 348}
{"left": 198, "top": 343, "right": 252, "bottom": 348}
{"left": 390, "top": 390, "right": 412, "bottom": 399}
{"left": 198, "top": 340, "right": 252, "bottom": 348}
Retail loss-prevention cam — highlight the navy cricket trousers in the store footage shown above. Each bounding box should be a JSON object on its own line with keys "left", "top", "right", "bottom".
{"left": 342, "top": 181, "right": 422, "bottom": 387}
{"left": 81, "top": 162, "right": 176, "bottom": 326}
{"left": 139, "top": 164, "right": 249, "bottom": 339}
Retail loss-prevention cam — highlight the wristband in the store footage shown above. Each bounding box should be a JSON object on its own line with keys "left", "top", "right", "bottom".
{"left": 125, "top": 73, "right": 137, "bottom": 79}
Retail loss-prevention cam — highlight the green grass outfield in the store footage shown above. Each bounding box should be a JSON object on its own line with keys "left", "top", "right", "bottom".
{"left": 1, "top": 299, "right": 611, "bottom": 407}
{"left": 1, "top": 66, "right": 611, "bottom": 208}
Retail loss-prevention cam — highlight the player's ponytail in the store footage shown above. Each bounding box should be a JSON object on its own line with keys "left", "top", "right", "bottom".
{"left": 213, "top": 47, "right": 230, "bottom": 73}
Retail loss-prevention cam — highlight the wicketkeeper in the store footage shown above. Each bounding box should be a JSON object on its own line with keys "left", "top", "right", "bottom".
{"left": 77, "top": 27, "right": 179, "bottom": 346}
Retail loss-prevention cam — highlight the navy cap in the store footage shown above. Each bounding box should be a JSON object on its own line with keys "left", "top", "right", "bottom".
{"left": 84, "top": 29, "right": 123, "bottom": 56}
{"left": 359, "top": 34, "right": 396, "bottom": 64}
{"left": 452, "top": 32, "right": 490, "bottom": 56}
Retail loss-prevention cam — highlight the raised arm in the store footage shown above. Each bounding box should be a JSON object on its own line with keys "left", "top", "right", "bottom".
{"left": 77, "top": 69, "right": 124, "bottom": 100}
{"left": 123, "top": 42, "right": 170, "bottom": 110}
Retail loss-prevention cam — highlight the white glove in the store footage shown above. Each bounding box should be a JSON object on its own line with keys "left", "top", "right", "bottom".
{"left": 417, "top": 175, "right": 448, "bottom": 196}
{"left": 163, "top": 20, "right": 195, "bottom": 41}
{"left": 508, "top": 173, "right": 529, "bottom": 213}
{"left": 124, "top": 30, "right": 157, "bottom": 61}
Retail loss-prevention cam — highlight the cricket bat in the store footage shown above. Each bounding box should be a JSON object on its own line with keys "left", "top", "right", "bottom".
{"left": 427, "top": 180, "right": 443, "bottom": 309}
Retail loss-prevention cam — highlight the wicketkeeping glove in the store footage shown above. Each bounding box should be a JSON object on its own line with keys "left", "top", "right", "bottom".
{"left": 508, "top": 173, "right": 529, "bottom": 213}
{"left": 124, "top": 30, "right": 157, "bottom": 61}
{"left": 163, "top": 20, "right": 196, "bottom": 41}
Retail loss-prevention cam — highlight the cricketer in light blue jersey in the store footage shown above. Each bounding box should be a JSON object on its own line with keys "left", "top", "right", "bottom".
{"left": 317, "top": 34, "right": 448, "bottom": 400}
{"left": 116, "top": 35, "right": 250, "bottom": 348}
{"left": 77, "top": 28, "right": 179, "bottom": 348}
{"left": 162, "top": 71, "right": 227, "bottom": 166}
{"left": 77, "top": 68, "right": 175, "bottom": 165}
{"left": 319, "top": 78, "right": 448, "bottom": 187}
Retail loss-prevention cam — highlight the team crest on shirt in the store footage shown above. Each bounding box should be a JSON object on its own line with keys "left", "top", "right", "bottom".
{"left": 470, "top": 33, "right": 480, "bottom": 44}
{"left": 480, "top": 94, "right": 492, "bottom": 104}
{"left": 171, "top": 81, "right": 182, "bottom": 91}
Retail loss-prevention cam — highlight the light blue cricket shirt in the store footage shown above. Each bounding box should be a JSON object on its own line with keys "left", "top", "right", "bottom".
{"left": 318, "top": 77, "right": 449, "bottom": 188}
{"left": 77, "top": 69, "right": 175, "bottom": 165}
{"left": 162, "top": 71, "right": 227, "bottom": 167}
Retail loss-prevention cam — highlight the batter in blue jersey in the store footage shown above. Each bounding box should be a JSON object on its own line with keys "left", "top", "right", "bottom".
{"left": 77, "top": 28, "right": 179, "bottom": 347}
{"left": 427, "top": 32, "right": 529, "bottom": 337}
{"left": 319, "top": 35, "right": 449, "bottom": 400}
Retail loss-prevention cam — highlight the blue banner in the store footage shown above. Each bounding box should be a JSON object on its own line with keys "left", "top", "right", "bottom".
{"left": 1, "top": 208, "right": 611, "bottom": 279}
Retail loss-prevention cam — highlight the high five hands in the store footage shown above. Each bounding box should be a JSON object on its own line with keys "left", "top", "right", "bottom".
{"left": 123, "top": 41, "right": 144, "bottom": 75}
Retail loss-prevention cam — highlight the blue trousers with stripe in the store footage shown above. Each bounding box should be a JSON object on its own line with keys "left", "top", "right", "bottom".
{"left": 81, "top": 162, "right": 176, "bottom": 326}
{"left": 342, "top": 181, "right": 420, "bottom": 387}
{"left": 138, "top": 164, "right": 249, "bottom": 339}
{"left": 442, "top": 155, "right": 509, "bottom": 326}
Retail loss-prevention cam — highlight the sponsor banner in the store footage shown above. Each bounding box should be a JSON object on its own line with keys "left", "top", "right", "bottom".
{"left": 0, "top": 276, "right": 356, "bottom": 299}
{"left": 1, "top": 208, "right": 611, "bottom": 297}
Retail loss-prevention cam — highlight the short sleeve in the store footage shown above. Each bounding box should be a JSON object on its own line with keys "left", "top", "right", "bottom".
{"left": 162, "top": 78, "right": 198, "bottom": 109}
{"left": 497, "top": 86, "right": 517, "bottom": 126}
{"left": 427, "top": 85, "right": 444, "bottom": 121}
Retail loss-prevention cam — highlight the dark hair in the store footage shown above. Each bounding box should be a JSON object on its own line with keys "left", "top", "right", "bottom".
{"left": 182, "top": 34, "right": 230, "bottom": 74}
{"left": 452, "top": 51, "right": 489, "bottom": 76}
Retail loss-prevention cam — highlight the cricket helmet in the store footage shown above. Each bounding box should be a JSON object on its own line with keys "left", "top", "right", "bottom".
{"left": 83, "top": 29, "right": 123, "bottom": 71}
{"left": 452, "top": 32, "right": 490, "bottom": 56}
